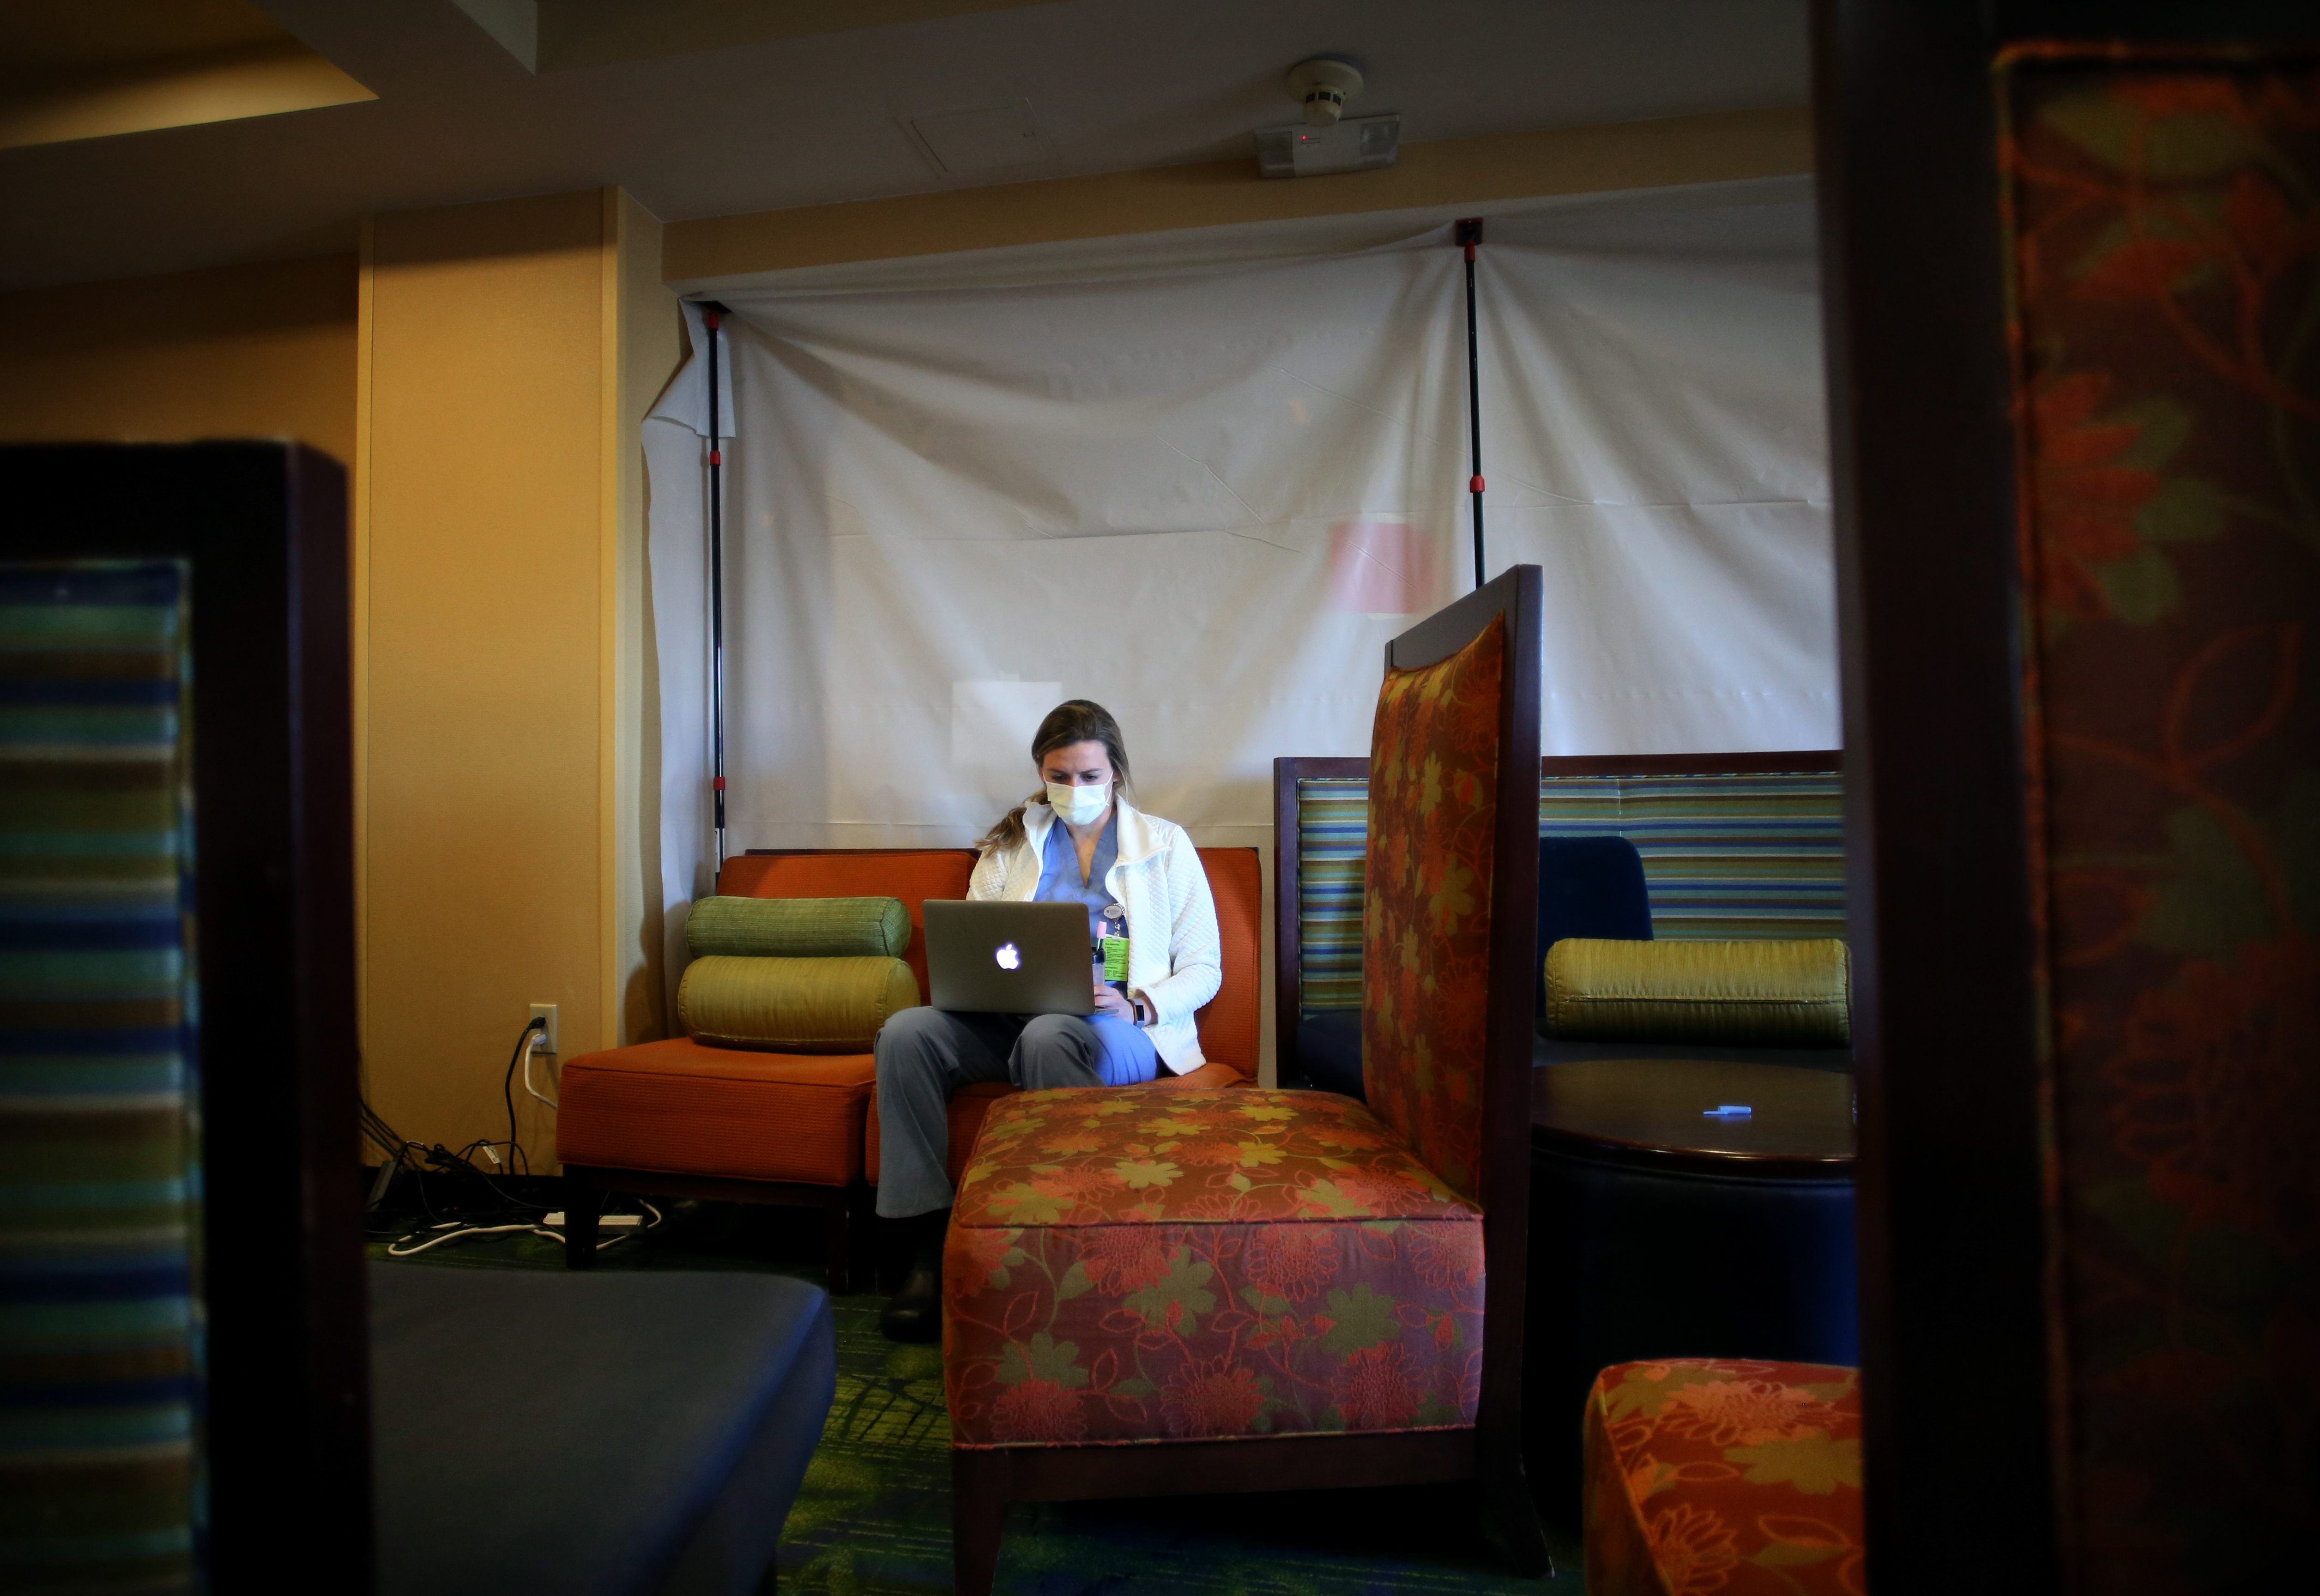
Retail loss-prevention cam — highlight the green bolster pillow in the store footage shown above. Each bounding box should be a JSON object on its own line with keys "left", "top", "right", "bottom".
{"left": 679, "top": 955, "right": 920, "bottom": 1053}
{"left": 1543, "top": 937, "right": 1852, "bottom": 1048}
{"left": 685, "top": 895, "right": 910, "bottom": 959}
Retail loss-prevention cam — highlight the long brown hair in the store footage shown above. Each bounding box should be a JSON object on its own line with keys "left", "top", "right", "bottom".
{"left": 975, "top": 699, "right": 1134, "bottom": 854}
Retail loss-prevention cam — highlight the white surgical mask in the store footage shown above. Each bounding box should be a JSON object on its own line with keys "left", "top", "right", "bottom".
{"left": 1045, "top": 780, "right": 1111, "bottom": 826}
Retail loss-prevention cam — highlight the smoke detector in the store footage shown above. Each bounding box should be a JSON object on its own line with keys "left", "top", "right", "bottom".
{"left": 1256, "top": 54, "right": 1396, "bottom": 178}
{"left": 1286, "top": 57, "right": 1363, "bottom": 126}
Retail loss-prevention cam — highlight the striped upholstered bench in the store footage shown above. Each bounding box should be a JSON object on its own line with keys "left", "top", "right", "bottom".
{"left": 1271, "top": 752, "right": 1846, "bottom": 1087}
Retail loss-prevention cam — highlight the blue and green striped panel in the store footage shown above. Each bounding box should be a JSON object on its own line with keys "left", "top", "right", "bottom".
{"left": 1297, "top": 769, "right": 1846, "bottom": 1014}
{"left": 0, "top": 562, "right": 199, "bottom": 1595}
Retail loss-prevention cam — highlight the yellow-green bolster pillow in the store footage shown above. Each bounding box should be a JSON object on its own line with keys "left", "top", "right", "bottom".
{"left": 679, "top": 956, "right": 920, "bottom": 1052}
{"left": 1543, "top": 938, "right": 1851, "bottom": 1047}
{"left": 685, "top": 895, "right": 910, "bottom": 959}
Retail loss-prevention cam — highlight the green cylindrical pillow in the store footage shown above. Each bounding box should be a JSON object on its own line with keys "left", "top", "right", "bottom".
{"left": 685, "top": 895, "right": 911, "bottom": 959}
{"left": 1543, "top": 937, "right": 1852, "bottom": 1047}
{"left": 678, "top": 955, "right": 921, "bottom": 1053}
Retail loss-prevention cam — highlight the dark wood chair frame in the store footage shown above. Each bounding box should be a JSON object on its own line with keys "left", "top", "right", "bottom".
{"left": 561, "top": 847, "right": 982, "bottom": 1292}
{"left": 1271, "top": 748, "right": 1844, "bottom": 1083}
{"left": 0, "top": 443, "right": 370, "bottom": 1590}
{"left": 953, "top": 565, "right": 1552, "bottom": 1591}
{"left": 1810, "top": 3, "right": 2314, "bottom": 1586}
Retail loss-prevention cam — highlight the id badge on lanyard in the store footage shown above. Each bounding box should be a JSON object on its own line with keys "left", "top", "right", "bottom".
{"left": 1099, "top": 903, "right": 1130, "bottom": 984}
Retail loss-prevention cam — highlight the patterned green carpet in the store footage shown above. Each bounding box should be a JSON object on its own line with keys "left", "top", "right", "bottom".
{"left": 370, "top": 1206, "right": 1582, "bottom": 1594}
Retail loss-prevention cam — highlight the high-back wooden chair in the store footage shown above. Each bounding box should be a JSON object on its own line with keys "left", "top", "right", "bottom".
{"left": 941, "top": 567, "right": 1548, "bottom": 1590}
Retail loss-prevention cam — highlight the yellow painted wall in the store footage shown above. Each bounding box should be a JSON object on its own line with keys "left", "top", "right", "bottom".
{"left": 608, "top": 188, "right": 677, "bottom": 1050}
{"left": 356, "top": 187, "right": 676, "bottom": 1166}
{"left": 0, "top": 252, "right": 356, "bottom": 465}
{"left": 0, "top": 199, "right": 676, "bottom": 1168}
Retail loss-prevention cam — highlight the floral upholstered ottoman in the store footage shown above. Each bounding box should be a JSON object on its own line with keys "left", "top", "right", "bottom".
{"left": 942, "top": 1086, "right": 1486, "bottom": 1445}
{"left": 1583, "top": 1358, "right": 1862, "bottom": 1596}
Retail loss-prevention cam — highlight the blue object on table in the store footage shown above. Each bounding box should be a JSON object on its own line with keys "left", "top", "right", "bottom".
{"left": 1535, "top": 836, "right": 1654, "bottom": 1016}
{"left": 370, "top": 1264, "right": 835, "bottom": 1596}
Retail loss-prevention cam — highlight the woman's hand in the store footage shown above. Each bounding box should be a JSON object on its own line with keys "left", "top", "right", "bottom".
{"left": 1091, "top": 983, "right": 1135, "bottom": 1021}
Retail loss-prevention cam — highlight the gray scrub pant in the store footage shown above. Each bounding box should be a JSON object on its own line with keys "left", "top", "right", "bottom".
{"left": 871, "top": 1006, "right": 1110, "bottom": 1219}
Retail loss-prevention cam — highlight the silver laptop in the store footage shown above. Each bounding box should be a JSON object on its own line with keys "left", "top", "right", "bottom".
{"left": 922, "top": 900, "right": 1095, "bottom": 1015}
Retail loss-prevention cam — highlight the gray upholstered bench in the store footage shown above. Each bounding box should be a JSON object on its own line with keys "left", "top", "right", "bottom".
{"left": 370, "top": 1265, "right": 834, "bottom": 1596}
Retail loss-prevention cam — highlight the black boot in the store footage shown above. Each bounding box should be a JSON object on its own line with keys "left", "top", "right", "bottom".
{"left": 879, "top": 1209, "right": 949, "bottom": 1342}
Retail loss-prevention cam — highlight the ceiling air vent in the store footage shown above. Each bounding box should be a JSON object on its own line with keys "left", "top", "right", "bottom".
{"left": 906, "top": 99, "right": 1055, "bottom": 176}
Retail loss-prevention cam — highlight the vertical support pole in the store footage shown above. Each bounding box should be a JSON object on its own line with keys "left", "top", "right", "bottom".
{"left": 1455, "top": 218, "right": 1486, "bottom": 589}
{"left": 703, "top": 304, "right": 728, "bottom": 871}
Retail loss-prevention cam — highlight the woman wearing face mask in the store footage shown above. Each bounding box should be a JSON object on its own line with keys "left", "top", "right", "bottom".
{"left": 872, "top": 698, "right": 1221, "bottom": 1339}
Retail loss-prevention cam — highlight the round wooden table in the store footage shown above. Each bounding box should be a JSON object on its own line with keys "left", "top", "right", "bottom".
{"left": 1530, "top": 1055, "right": 1856, "bottom": 1172}
{"left": 1523, "top": 1055, "right": 1859, "bottom": 1523}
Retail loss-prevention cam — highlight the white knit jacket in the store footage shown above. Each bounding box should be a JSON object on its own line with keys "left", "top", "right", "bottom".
{"left": 967, "top": 795, "right": 1221, "bottom": 1074}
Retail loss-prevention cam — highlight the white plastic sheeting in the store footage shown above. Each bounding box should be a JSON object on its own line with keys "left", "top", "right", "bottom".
{"left": 645, "top": 176, "right": 1834, "bottom": 1026}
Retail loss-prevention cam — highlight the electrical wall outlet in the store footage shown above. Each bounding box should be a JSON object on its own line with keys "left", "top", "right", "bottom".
{"left": 529, "top": 1003, "right": 559, "bottom": 1054}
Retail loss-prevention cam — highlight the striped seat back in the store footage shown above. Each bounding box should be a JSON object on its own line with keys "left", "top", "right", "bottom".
{"left": 0, "top": 560, "right": 199, "bottom": 1591}
{"left": 1296, "top": 767, "right": 1844, "bottom": 1016}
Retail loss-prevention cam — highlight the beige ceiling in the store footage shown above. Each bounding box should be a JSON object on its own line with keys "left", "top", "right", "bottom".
{"left": 0, "top": 0, "right": 291, "bottom": 81}
{"left": 0, "top": 0, "right": 372, "bottom": 154}
{"left": 453, "top": 0, "right": 1065, "bottom": 74}
{"left": 0, "top": 0, "right": 1809, "bottom": 292}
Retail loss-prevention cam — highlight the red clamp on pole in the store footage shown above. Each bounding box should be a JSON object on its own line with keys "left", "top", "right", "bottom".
{"left": 1469, "top": 475, "right": 1486, "bottom": 493}
{"left": 708, "top": 449, "right": 721, "bottom": 465}
{"left": 712, "top": 776, "right": 726, "bottom": 791}
{"left": 704, "top": 311, "right": 720, "bottom": 332}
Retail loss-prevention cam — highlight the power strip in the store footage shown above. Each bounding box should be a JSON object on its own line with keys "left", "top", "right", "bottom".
{"left": 541, "top": 1211, "right": 641, "bottom": 1228}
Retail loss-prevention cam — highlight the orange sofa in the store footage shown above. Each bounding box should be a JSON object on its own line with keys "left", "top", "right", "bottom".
{"left": 556, "top": 846, "right": 1262, "bottom": 1292}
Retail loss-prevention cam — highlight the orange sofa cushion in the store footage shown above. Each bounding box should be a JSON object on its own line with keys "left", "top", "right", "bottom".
{"left": 570, "top": 846, "right": 1262, "bottom": 1191}
{"left": 1193, "top": 846, "right": 1260, "bottom": 1074}
{"left": 556, "top": 1036, "right": 874, "bottom": 1186}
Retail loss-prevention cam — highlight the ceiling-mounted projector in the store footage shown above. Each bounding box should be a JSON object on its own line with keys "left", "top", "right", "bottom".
{"left": 1257, "top": 56, "right": 1396, "bottom": 177}
{"left": 1255, "top": 115, "right": 1401, "bottom": 178}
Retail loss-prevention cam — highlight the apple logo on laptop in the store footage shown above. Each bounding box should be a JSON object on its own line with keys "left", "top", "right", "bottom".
{"left": 994, "top": 942, "right": 1021, "bottom": 971}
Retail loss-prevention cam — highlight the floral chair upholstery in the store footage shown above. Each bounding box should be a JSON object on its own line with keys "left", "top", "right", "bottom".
{"left": 942, "top": 571, "right": 1547, "bottom": 1594}
{"left": 944, "top": 1088, "right": 1483, "bottom": 1446}
{"left": 1584, "top": 1359, "right": 1864, "bottom": 1596}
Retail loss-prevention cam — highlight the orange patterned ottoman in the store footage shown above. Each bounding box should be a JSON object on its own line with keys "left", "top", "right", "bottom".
{"left": 942, "top": 1086, "right": 1486, "bottom": 1446}
{"left": 1583, "top": 1358, "right": 1863, "bottom": 1596}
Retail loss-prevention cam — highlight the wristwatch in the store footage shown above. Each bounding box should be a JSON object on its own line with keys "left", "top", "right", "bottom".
{"left": 1130, "top": 996, "right": 1155, "bottom": 1028}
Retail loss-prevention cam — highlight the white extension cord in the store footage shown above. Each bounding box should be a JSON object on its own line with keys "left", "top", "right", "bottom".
{"left": 384, "top": 1201, "right": 660, "bottom": 1257}
{"left": 521, "top": 1028, "right": 558, "bottom": 1110}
